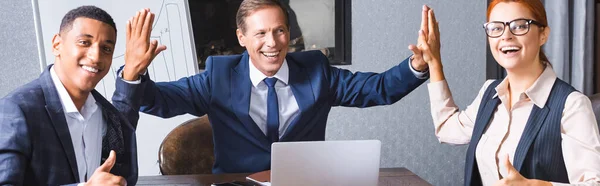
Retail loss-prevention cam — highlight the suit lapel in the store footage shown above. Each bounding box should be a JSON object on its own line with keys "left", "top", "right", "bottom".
{"left": 471, "top": 97, "right": 500, "bottom": 150}
{"left": 39, "top": 66, "right": 80, "bottom": 182}
{"left": 93, "top": 91, "right": 128, "bottom": 174}
{"left": 93, "top": 91, "right": 125, "bottom": 154}
{"left": 465, "top": 86, "right": 500, "bottom": 186}
{"left": 513, "top": 106, "right": 549, "bottom": 171}
{"left": 281, "top": 56, "right": 315, "bottom": 140}
{"left": 466, "top": 96, "right": 500, "bottom": 177}
{"left": 231, "top": 52, "right": 271, "bottom": 151}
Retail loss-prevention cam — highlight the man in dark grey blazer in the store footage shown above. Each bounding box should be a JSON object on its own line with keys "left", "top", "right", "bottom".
{"left": 0, "top": 6, "right": 139, "bottom": 186}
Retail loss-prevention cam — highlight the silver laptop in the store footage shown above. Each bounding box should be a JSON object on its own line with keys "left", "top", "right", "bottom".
{"left": 270, "top": 140, "right": 381, "bottom": 186}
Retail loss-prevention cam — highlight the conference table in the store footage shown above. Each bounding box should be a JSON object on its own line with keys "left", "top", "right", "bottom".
{"left": 137, "top": 167, "right": 431, "bottom": 186}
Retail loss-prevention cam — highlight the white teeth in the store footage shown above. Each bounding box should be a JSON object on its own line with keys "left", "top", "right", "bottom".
{"left": 501, "top": 46, "right": 521, "bottom": 52}
{"left": 82, "top": 65, "right": 99, "bottom": 73}
{"left": 262, "top": 52, "right": 279, "bottom": 57}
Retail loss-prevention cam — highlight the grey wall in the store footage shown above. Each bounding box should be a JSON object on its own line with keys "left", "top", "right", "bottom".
{"left": 0, "top": 0, "right": 40, "bottom": 97}
{"left": 325, "top": 0, "right": 486, "bottom": 185}
{"left": 2, "top": 0, "right": 487, "bottom": 185}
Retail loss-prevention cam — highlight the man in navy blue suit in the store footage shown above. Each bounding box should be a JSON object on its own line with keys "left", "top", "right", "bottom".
{"left": 0, "top": 6, "right": 143, "bottom": 186}
{"left": 114, "top": 0, "right": 430, "bottom": 174}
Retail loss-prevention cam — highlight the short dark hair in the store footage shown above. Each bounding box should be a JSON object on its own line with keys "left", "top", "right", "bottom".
{"left": 236, "top": 0, "right": 289, "bottom": 34}
{"left": 59, "top": 5, "right": 116, "bottom": 34}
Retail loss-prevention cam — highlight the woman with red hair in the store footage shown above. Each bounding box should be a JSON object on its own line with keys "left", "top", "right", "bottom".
{"left": 412, "top": 0, "right": 600, "bottom": 185}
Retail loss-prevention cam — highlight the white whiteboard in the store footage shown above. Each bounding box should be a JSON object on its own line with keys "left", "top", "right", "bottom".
{"left": 33, "top": 0, "right": 199, "bottom": 176}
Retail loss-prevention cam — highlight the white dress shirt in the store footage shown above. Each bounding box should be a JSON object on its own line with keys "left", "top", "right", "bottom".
{"left": 428, "top": 66, "right": 600, "bottom": 185}
{"left": 50, "top": 67, "right": 106, "bottom": 182}
{"left": 248, "top": 59, "right": 299, "bottom": 138}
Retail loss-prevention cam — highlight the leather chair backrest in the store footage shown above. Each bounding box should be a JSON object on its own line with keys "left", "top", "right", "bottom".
{"left": 158, "top": 115, "right": 215, "bottom": 175}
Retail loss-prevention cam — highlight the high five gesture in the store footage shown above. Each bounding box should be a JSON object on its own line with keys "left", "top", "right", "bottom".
{"left": 123, "top": 8, "right": 166, "bottom": 81}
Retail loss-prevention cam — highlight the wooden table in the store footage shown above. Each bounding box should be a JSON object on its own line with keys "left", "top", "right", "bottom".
{"left": 137, "top": 168, "right": 431, "bottom": 186}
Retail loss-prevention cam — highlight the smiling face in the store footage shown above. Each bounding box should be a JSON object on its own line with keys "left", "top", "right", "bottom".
{"left": 487, "top": 2, "right": 549, "bottom": 71}
{"left": 52, "top": 17, "right": 116, "bottom": 95}
{"left": 236, "top": 5, "right": 289, "bottom": 77}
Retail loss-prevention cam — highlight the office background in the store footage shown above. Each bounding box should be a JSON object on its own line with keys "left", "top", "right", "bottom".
{"left": 0, "top": 0, "right": 486, "bottom": 185}
{"left": 1, "top": 0, "right": 597, "bottom": 185}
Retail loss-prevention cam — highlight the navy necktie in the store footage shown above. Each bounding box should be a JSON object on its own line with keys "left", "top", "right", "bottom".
{"left": 264, "top": 77, "right": 280, "bottom": 143}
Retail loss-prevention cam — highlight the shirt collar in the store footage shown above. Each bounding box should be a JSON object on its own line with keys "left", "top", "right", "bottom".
{"left": 523, "top": 65, "right": 557, "bottom": 107}
{"left": 248, "top": 58, "right": 289, "bottom": 87}
{"left": 50, "top": 66, "right": 98, "bottom": 115}
{"left": 493, "top": 78, "right": 509, "bottom": 99}
{"left": 494, "top": 65, "right": 557, "bottom": 108}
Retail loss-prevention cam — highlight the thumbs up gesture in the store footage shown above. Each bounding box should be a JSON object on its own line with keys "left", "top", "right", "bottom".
{"left": 85, "top": 150, "right": 126, "bottom": 186}
{"left": 493, "top": 154, "right": 551, "bottom": 186}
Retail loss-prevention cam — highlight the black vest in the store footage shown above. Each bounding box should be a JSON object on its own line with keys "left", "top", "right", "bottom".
{"left": 464, "top": 79, "right": 574, "bottom": 186}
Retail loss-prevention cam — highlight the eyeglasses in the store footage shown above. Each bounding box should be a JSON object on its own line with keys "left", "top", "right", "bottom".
{"left": 483, "top": 18, "right": 545, "bottom": 38}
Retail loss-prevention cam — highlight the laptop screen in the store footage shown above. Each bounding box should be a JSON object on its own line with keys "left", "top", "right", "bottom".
{"left": 270, "top": 140, "right": 381, "bottom": 186}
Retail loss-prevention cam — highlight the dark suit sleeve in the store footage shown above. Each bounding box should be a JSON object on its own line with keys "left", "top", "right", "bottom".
{"left": 0, "top": 99, "right": 31, "bottom": 185}
{"left": 328, "top": 57, "right": 427, "bottom": 107}
{"left": 112, "top": 77, "right": 144, "bottom": 129}
{"left": 113, "top": 60, "right": 213, "bottom": 119}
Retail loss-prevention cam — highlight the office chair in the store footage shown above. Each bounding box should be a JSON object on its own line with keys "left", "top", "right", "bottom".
{"left": 158, "top": 115, "right": 215, "bottom": 175}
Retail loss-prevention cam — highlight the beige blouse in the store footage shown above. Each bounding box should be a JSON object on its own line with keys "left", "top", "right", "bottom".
{"left": 428, "top": 66, "right": 600, "bottom": 186}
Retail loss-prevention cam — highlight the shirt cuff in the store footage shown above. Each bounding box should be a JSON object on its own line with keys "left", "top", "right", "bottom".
{"left": 408, "top": 56, "right": 429, "bottom": 79}
{"left": 77, "top": 183, "right": 85, "bottom": 186}
{"left": 119, "top": 69, "right": 146, "bottom": 84}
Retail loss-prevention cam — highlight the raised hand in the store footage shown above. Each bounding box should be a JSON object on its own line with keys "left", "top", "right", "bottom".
{"left": 85, "top": 150, "right": 126, "bottom": 186}
{"left": 408, "top": 5, "right": 444, "bottom": 82}
{"left": 493, "top": 154, "right": 551, "bottom": 186}
{"left": 409, "top": 5, "right": 441, "bottom": 66}
{"left": 123, "top": 8, "right": 167, "bottom": 81}
{"left": 409, "top": 5, "right": 431, "bottom": 72}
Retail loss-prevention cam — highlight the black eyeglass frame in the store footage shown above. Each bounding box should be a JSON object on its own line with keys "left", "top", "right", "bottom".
{"left": 483, "top": 18, "right": 546, "bottom": 38}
